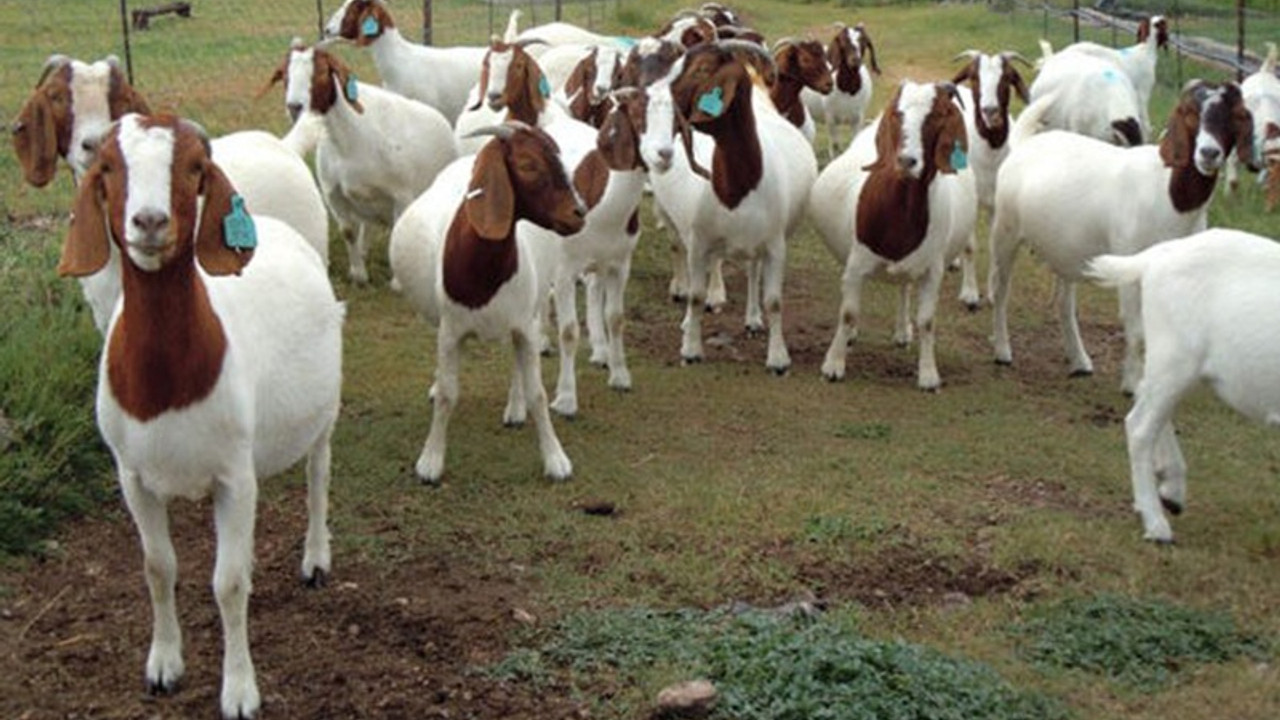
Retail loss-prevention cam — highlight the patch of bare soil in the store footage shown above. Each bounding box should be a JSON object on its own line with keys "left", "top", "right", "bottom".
{"left": 0, "top": 494, "right": 584, "bottom": 720}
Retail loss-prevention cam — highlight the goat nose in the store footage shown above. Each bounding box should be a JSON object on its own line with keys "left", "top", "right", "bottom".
{"left": 132, "top": 210, "right": 170, "bottom": 235}
{"left": 1199, "top": 147, "right": 1222, "bottom": 162}
{"left": 287, "top": 102, "right": 303, "bottom": 122}
{"left": 658, "top": 147, "right": 674, "bottom": 163}
{"left": 80, "top": 137, "right": 100, "bottom": 155}
{"left": 898, "top": 155, "right": 919, "bottom": 172}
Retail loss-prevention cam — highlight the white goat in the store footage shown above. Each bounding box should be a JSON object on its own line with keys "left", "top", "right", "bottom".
{"left": 639, "top": 41, "right": 816, "bottom": 373}
{"left": 1226, "top": 42, "right": 1280, "bottom": 203}
{"left": 14, "top": 54, "right": 329, "bottom": 332}
{"left": 990, "top": 80, "right": 1256, "bottom": 393}
{"left": 323, "top": 0, "right": 487, "bottom": 125}
{"left": 813, "top": 81, "right": 976, "bottom": 390}
{"left": 801, "top": 22, "right": 879, "bottom": 159}
{"left": 57, "top": 115, "right": 343, "bottom": 720}
{"left": 388, "top": 123, "right": 585, "bottom": 484}
{"left": 271, "top": 43, "right": 459, "bottom": 284}
{"left": 1053, "top": 15, "right": 1169, "bottom": 131}
{"left": 1030, "top": 42, "right": 1146, "bottom": 146}
{"left": 1086, "top": 228, "right": 1280, "bottom": 543}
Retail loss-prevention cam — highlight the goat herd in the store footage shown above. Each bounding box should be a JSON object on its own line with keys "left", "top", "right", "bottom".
{"left": 9, "top": 1, "right": 1280, "bottom": 717}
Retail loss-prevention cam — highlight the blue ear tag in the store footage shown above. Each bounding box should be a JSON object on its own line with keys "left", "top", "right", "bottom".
{"left": 950, "top": 141, "right": 968, "bottom": 171}
{"left": 361, "top": 16, "right": 380, "bottom": 37}
{"left": 223, "top": 195, "right": 257, "bottom": 251}
{"left": 345, "top": 75, "right": 359, "bottom": 103}
{"left": 539, "top": 75, "right": 552, "bottom": 98}
{"left": 1103, "top": 69, "right": 1120, "bottom": 84}
{"left": 696, "top": 87, "right": 725, "bottom": 117}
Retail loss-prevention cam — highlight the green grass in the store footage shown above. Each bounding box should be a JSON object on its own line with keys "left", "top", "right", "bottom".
{"left": 3, "top": 0, "right": 1280, "bottom": 717}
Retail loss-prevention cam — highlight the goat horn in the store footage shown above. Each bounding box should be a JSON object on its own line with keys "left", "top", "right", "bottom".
{"left": 1001, "top": 50, "right": 1033, "bottom": 68}
{"left": 36, "top": 54, "right": 71, "bottom": 87}
{"left": 831, "top": 21, "right": 847, "bottom": 30}
{"left": 941, "top": 81, "right": 965, "bottom": 111}
{"left": 671, "top": 9, "right": 702, "bottom": 20}
{"left": 952, "top": 50, "right": 981, "bottom": 62}
{"left": 462, "top": 123, "right": 520, "bottom": 140}
{"left": 771, "top": 36, "right": 799, "bottom": 52}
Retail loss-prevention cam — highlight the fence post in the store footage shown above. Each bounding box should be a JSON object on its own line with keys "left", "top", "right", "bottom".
{"left": 1072, "top": 0, "right": 1079, "bottom": 44}
{"left": 118, "top": 0, "right": 134, "bottom": 85}
{"left": 424, "top": 0, "right": 433, "bottom": 45}
{"left": 556, "top": 0, "right": 563, "bottom": 22}
{"left": 1236, "top": 0, "right": 1245, "bottom": 81}
{"left": 316, "top": 0, "right": 324, "bottom": 39}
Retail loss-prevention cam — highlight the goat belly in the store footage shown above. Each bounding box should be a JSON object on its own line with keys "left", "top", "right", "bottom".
{"left": 855, "top": 175, "right": 930, "bottom": 262}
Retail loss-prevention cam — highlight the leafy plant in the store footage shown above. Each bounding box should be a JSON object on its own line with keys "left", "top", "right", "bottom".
{"left": 1012, "top": 594, "right": 1272, "bottom": 688}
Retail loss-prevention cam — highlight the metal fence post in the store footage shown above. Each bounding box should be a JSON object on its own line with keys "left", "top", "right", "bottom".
{"left": 118, "top": 0, "right": 134, "bottom": 85}
{"left": 424, "top": 0, "right": 433, "bottom": 45}
{"left": 316, "top": 0, "right": 324, "bottom": 40}
{"left": 1236, "top": 0, "right": 1245, "bottom": 81}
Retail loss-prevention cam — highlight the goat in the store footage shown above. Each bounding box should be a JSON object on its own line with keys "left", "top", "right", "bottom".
{"left": 950, "top": 50, "right": 1031, "bottom": 305}
{"left": 57, "top": 114, "right": 343, "bottom": 720}
{"left": 1225, "top": 42, "right": 1280, "bottom": 206}
{"left": 989, "top": 80, "right": 1256, "bottom": 393}
{"left": 1031, "top": 41, "right": 1146, "bottom": 146}
{"left": 268, "top": 42, "right": 459, "bottom": 284}
{"left": 13, "top": 53, "right": 329, "bottom": 331}
{"left": 1053, "top": 15, "right": 1169, "bottom": 132}
{"left": 769, "top": 37, "right": 834, "bottom": 143}
{"left": 638, "top": 40, "right": 816, "bottom": 373}
{"left": 323, "top": 0, "right": 487, "bottom": 126}
{"left": 387, "top": 123, "right": 585, "bottom": 484}
{"left": 1086, "top": 228, "right": 1280, "bottom": 543}
{"left": 455, "top": 37, "right": 556, "bottom": 154}
{"left": 815, "top": 81, "right": 976, "bottom": 390}
{"left": 545, "top": 44, "right": 626, "bottom": 127}
{"left": 802, "top": 22, "right": 880, "bottom": 159}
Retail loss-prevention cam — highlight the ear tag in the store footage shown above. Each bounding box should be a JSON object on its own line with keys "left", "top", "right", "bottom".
{"left": 345, "top": 75, "right": 359, "bottom": 103}
{"left": 361, "top": 16, "right": 381, "bottom": 37}
{"left": 950, "top": 141, "right": 968, "bottom": 171}
{"left": 539, "top": 75, "right": 552, "bottom": 98}
{"left": 223, "top": 195, "right": 257, "bottom": 251}
{"left": 696, "top": 87, "right": 725, "bottom": 117}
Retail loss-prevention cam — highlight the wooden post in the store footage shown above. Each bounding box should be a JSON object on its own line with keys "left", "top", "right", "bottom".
{"left": 555, "top": 0, "right": 562, "bottom": 22}
{"left": 316, "top": 0, "right": 324, "bottom": 40}
{"left": 1073, "top": 0, "right": 1079, "bottom": 44}
{"left": 423, "top": 0, "right": 433, "bottom": 45}
{"left": 118, "top": 0, "right": 134, "bottom": 85}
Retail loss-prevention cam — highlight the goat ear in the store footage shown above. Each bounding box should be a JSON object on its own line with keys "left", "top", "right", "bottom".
{"left": 12, "top": 90, "right": 61, "bottom": 187}
{"left": 108, "top": 64, "right": 151, "bottom": 118}
{"left": 688, "top": 65, "right": 739, "bottom": 124}
{"left": 328, "top": 56, "right": 364, "bottom": 114}
{"left": 257, "top": 58, "right": 288, "bottom": 99}
{"left": 1230, "top": 87, "right": 1260, "bottom": 172}
{"left": 864, "top": 88, "right": 902, "bottom": 173}
{"left": 522, "top": 57, "right": 550, "bottom": 116}
{"left": 598, "top": 101, "right": 638, "bottom": 171}
{"left": 861, "top": 34, "right": 880, "bottom": 74}
{"left": 933, "top": 103, "right": 969, "bottom": 175}
{"left": 59, "top": 164, "right": 112, "bottom": 277}
{"left": 196, "top": 161, "right": 254, "bottom": 276}
{"left": 774, "top": 45, "right": 798, "bottom": 78}
{"left": 465, "top": 140, "right": 515, "bottom": 240}
{"left": 1159, "top": 101, "right": 1195, "bottom": 168}
{"left": 1009, "top": 67, "right": 1030, "bottom": 104}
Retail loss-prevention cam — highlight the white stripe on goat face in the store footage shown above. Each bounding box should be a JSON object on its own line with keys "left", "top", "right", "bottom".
{"left": 285, "top": 47, "right": 317, "bottom": 115}
{"left": 484, "top": 47, "right": 517, "bottom": 110}
{"left": 897, "top": 82, "right": 936, "bottom": 180}
{"left": 67, "top": 59, "right": 114, "bottom": 177}
{"left": 118, "top": 115, "right": 175, "bottom": 272}
{"left": 638, "top": 57, "right": 685, "bottom": 173}
{"left": 1194, "top": 86, "right": 1229, "bottom": 175}
{"left": 976, "top": 54, "right": 1004, "bottom": 127}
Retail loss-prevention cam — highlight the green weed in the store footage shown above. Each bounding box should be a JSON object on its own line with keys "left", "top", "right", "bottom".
{"left": 1013, "top": 594, "right": 1272, "bottom": 689}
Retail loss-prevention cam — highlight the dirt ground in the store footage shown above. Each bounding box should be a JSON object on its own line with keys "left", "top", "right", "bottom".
{"left": 0, "top": 498, "right": 585, "bottom": 720}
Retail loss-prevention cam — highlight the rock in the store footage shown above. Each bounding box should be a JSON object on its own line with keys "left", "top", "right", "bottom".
{"left": 654, "top": 679, "right": 717, "bottom": 718}
{"left": 512, "top": 607, "right": 537, "bottom": 625}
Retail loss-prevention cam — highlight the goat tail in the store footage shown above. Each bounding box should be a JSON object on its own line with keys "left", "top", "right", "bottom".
{"left": 1263, "top": 42, "right": 1278, "bottom": 75}
{"left": 503, "top": 9, "right": 523, "bottom": 43}
{"left": 1036, "top": 39, "right": 1054, "bottom": 69}
{"left": 1085, "top": 253, "right": 1148, "bottom": 289}
{"left": 1009, "top": 91, "right": 1056, "bottom": 147}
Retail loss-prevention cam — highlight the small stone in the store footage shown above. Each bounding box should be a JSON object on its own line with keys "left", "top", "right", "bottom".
{"left": 577, "top": 499, "right": 617, "bottom": 517}
{"left": 655, "top": 679, "right": 717, "bottom": 718}
{"left": 347, "top": 623, "right": 360, "bottom": 637}
{"left": 339, "top": 581, "right": 359, "bottom": 591}
{"left": 512, "top": 608, "right": 537, "bottom": 625}
{"left": 941, "top": 591, "right": 972, "bottom": 610}
{"left": 393, "top": 597, "right": 410, "bottom": 607}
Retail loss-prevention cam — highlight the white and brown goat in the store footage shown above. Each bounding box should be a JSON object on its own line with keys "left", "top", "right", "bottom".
{"left": 802, "top": 22, "right": 880, "bottom": 158}
{"left": 58, "top": 114, "right": 343, "bottom": 720}
{"left": 388, "top": 123, "right": 585, "bottom": 484}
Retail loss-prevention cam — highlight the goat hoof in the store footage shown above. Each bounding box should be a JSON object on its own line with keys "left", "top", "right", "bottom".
{"left": 418, "top": 473, "right": 442, "bottom": 488}
{"left": 745, "top": 324, "right": 765, "bottom": 337}
{"left": 146, "top": 677, "right": 180, "bottom": 697}
{"left": 993, "top": 357, "right": 1013, "bottom": 367}
{"left": 768, "top": 365, "right": 790, "bottom": 377}
{"left": 670, "top": 293, "right": 687, "bottom": 304}
{"left": 303, "top": 568, "right": 328, "bottom": 589}
{"left": 1160, "top": 497, "right": 1184, "bottom": 516}
{"left": 1068, "top": 368, "right": 1094, "bottom": 378}
{"left": 964, "top": 301, "right": 981, "bottom": 313}
{"left": 681, "top": 355, "right": 704, "bottom": 366}
{"left": 1148, "top": 536, "right": 1176, "bottom": 547}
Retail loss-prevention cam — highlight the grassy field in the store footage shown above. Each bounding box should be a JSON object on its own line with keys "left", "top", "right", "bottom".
{"left": 3, "top": 0, "right": 1280, "bottom": 718}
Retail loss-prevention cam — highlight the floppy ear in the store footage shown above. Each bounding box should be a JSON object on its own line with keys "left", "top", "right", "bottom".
{"left": 1008, "top": 67, "right": 1030, "bottom": 104}
{"left": 774, "top": 45, "right": 799, "bottom": 78}
{"left": 327, "top": 55, "right": 364, "bottom": 113}
{"left": 465, "top": 140, "right": 515, "bottom": 240}
{"left": 1159, "top": 100, "right": 1195, "bottom": 168}
{"left": 861, "top": 32, "right": 880, "bottom": 74}
{"left": 196, "top": 161, "right": 254, "bottom": 276}
{"left": 108, "top": 64, "right": 151, "bottom": 118}
{"left": 598, "top": 99, "right": 638, "bottom": 171}
{"left": 521, "top": 55, "right": 549, "bottom": 116}
{"left": 932, "top": 102, "right": 969, "bottom": 174}
{"left": 1229, "top": 86, "right": 1260, "bottom": 171}
{"left": 12, "top": 91, "right": 61, "bottom": 187}
{"left": 257, "top": 56, "right": 288, "bottom": 99}
{"left": 58, "top": 164, "right": 112, "bottom": 276}
{"left": 687, "top": 65, "right": 740, "bottom": 124}
{"left": 863, "top": 87, "right": 903, "bottom": 172}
